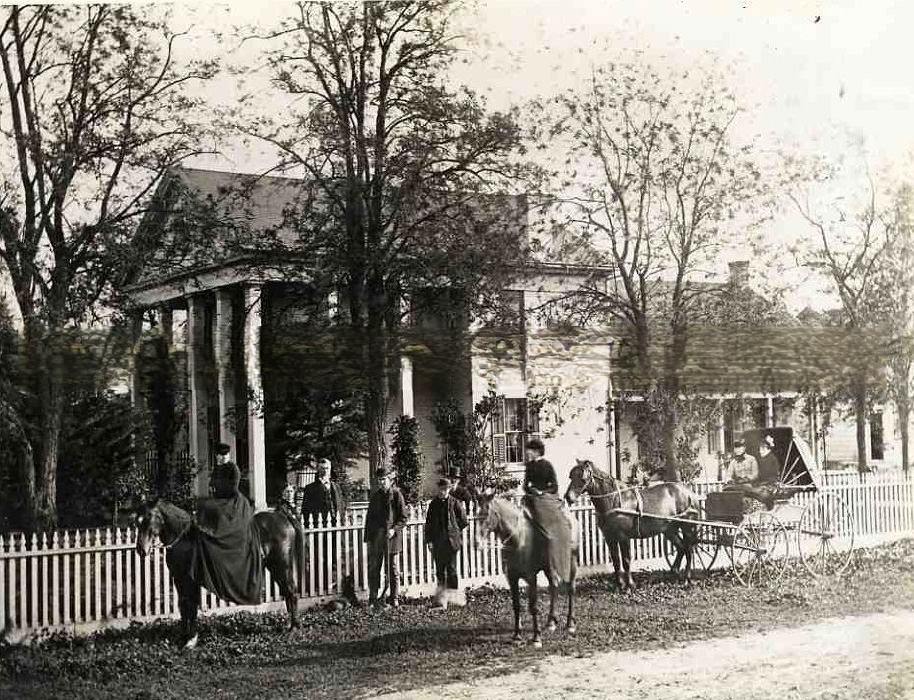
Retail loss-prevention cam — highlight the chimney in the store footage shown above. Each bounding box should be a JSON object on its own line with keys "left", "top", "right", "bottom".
{"left": 728, "top": 260, "right": 749, "bottom": 288}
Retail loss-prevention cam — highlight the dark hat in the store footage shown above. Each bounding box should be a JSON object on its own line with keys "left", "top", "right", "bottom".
{"left": 436, "top": 477, "right": 451, "bottom": 488}
{"left": 375, "top": 467, "right": 389, "bottom": 479}
{"left": 215, "top": 442, "right": 231, "bottom": 457}
{"left": 733, "top": 438, "right": 745, "bottom": 447}
{"left": 526, "top": 437, "right": 546, "bottom": 454}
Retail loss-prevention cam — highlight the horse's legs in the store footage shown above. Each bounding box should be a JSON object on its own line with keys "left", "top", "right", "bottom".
{"left": 666, "top": 526, "right": 687, "bottom": 577}
{"left": 546, "top": 570, "right": 559, "bottom": 632}
{"left": 606, "top": 537, "right": 624, "bottom": 589}
{"left": 566, "top": 554, "right": 577, "bottom": 634}
{"left": 621, "top": 539, "right": 635, "bottom": 590}
{"left": 267, "top": 549, "right": 299, "bottom": 630}
{"left": 528, "top": 577, "right": 542, "bottom": 649}
{"left": 176, "top": 577, "right": 200, "bottom": 648}
{"left": 509, "top": 576, "right": 522, "bottom": 644}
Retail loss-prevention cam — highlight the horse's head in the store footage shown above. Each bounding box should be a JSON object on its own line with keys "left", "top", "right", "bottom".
{"left": 135, "top": 499, "right": 163, "bottom": 557}
{"left": 475, "top": 486, "right": 504, "bottom": 544}
{"left": 565, "top": 459, "right": 596, "bottom": 505}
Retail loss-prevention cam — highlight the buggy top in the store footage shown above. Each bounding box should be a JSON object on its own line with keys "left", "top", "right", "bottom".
{"left": 740, "top": 426, "right": 823, "bottom": 491}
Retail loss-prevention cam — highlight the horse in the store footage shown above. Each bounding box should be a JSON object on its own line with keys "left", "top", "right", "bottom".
{"left": 564, "top": 459, "right": 700, "bottom": 590}
{"left": 476, "top": 491, "right": 577, "bottom": 649}
{"left": 135, "top": 499, "right": 306, "bottom": 648}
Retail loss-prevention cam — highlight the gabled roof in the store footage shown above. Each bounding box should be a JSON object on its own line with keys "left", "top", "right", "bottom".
{"left": 611, "top": 322, "right": 889, "bottom": 395}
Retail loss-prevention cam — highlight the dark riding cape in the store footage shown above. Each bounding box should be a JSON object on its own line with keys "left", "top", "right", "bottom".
{"left": 191, "top": 464, "right": 264, "bottom": 605}
{"left": 524, "top": 493, "right": 574, "bottom": 581}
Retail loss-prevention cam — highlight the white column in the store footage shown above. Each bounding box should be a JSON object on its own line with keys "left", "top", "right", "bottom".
{"left": 244, "top": 284, "right": 267, "bottom": 510}
{"left": 186, "top": 295, "right": 211, "bottom": 497}
{"left": 400, "top": 354, "right": 414, "bottom": 417}
{"left": 766, "top": 396, "right": 774, "bottom": 428}
{"left": 717, "top": 399, "right": 726, "bottom": 480}
{"left": 214, "top": 288, "right": 237, "bottom": 461}
{"left": 159, "top": 306, "right": 174, "bottom": 351}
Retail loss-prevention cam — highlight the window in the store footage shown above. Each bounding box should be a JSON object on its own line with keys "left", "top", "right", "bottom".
{"left": 870, "top": 411, "right": 885, "bottom": 461}
{"left": 492, "top": 397, "right": 542, "bottom": 465}
{"left": 707, "top": 420, "right": 721, "bottom": 454}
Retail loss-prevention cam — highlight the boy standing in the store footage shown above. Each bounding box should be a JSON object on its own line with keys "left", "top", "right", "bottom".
{"left": 424, "top": 477, "right": 468, "bottom": 610}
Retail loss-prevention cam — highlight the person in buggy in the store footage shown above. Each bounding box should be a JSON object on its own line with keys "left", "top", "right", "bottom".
{"left": 723, "top": 435, "right": 780, "bottom": 510}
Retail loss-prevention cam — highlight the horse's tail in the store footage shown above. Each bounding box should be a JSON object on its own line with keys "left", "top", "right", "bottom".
{"left": 291, "top": 514, "right": 306, "bottom": 596}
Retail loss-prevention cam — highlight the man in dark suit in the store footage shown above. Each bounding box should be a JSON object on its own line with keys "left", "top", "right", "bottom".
{"left": 424, "top": 477, "right": 468, "bottom": 610}
{"left": 300, "top": 461, "right": 334, "bottom": 525}
{"left": 364, "top": 467, "right": 407, "bottom": 608}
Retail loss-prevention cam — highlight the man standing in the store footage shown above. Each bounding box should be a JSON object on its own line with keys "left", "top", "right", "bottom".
{"left": 301, "top": 461, "right": 334, "bottom": 525}
{"left": 364, "top": 467, "right": 407, "bottom": 608}
{"left": 424, "top": 477, "right": 468, "bottom": 610}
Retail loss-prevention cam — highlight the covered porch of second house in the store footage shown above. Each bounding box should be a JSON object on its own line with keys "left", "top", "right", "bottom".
{"left": 126, "top": 271, "right": 474, "bottom": 507}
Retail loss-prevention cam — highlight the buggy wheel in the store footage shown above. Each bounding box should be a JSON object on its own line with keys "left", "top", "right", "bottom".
{"left": 798, "top": 492, "right": 855, "bottom": 578}
{"left": 730, "top": 512, "right": 789, "bottom": 588}
{"left": 663, "top": 524, "right": 720, "bottom": 574}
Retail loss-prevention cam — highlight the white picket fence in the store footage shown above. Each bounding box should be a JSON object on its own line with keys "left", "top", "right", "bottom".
{"left": 2, "top": 475, "right": 914, "bottom": 641}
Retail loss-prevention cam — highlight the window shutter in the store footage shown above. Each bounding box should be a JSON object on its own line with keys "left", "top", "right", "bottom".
{"left": 493, "top": 434, "right": 507, "bottom": 465}
{"left": 492, "top": 395, "right": 507, "bottom": 465}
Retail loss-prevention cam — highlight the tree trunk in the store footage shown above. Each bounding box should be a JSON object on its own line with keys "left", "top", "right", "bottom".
{"left": 25, "top": 324, "right": 65, "bottom": 531}
{"left": 660, "top": 320, "right": 689, "bottom": 482}
{"left": 365, "top": 278, "right": 388, "bottom": 489}
{"left": 853, "top": 379, "right": 868, "bottom": 473}
{"left": 900, "top": 400, "right": 910, "bottom": 474}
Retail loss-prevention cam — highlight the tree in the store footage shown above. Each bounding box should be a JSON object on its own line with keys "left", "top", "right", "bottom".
{"left": 786, "top": 157, "right": 892, "bottom": 471}
{"left": 534, "top": 61, "right": 768, "bottom": 480}
{"left": 239, "top": 1, "right": 531, "bottom": 486}
{"left": 0, "top": 5, "right": 216, "bottom": 529}
{"left": 389, "top": 415, "right": 422, "bottom": 504}
{"left": 874, "top": 184, "right": 914, "bottom": 471}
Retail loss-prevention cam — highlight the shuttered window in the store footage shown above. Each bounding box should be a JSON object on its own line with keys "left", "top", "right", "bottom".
{"left": 491, "top": 397, "right": 542, "bottom": 465}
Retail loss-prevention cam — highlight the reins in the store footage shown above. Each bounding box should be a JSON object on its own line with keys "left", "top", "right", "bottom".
{"left": 154, "top": 506, "right": 192, "bottom": 549}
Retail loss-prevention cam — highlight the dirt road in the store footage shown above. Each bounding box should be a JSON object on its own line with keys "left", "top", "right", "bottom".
{"left": 379, "top": 610, "right": 914, "bottom": 700}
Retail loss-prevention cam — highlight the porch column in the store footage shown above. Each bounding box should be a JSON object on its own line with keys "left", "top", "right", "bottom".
{"left": 187, "top": 294, "right": 211, "bottom": 497}
{"left": 243, "top": 284, "right": 267, "bottom": 510}
{"left": 717, "top": 399, "right": 726, "bottom": 481}
{"left": 128, "top": 310, "right": 145, "bottom": 470}
{"left": 214, "top": 288, "right": 237, "bottom": 461}
{"left": 159, "top": 305, "right": 174, "bottom": 351}
{"left": 400, "top": 355, "right": 414, "bottom": 417}
{"left": 766, "top": 396, "right": 774, "bottom": 428}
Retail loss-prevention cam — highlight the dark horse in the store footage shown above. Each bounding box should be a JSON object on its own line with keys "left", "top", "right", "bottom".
{"left": 564, "top": 459, "right": 699, "bottom": 589}
{"left": 477, "top": 491, "right": 577, "bottom": 648}
{"left": 135, "top": 500, "right": 306, "bottom": 648}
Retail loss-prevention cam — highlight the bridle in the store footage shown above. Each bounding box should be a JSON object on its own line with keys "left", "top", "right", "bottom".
{"left": 148, "top": 505, "right": 191, "bottom": 549}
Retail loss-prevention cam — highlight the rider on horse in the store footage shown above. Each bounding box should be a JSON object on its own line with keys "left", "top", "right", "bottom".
{"left": 191, "top": 443, "right": 263, "bottom": 605}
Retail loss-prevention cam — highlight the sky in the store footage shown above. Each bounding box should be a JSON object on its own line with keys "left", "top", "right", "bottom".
{"left": 164, "top": 0, "right": 914, "bottom": 312}
{"left": 3, "top": 0, "right": 913, "bottom": 313}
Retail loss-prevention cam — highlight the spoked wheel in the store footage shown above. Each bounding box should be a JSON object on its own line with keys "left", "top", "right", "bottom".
{"left": 798, "top": 492, "right": 855, "bottom": 578}
{"left": 730, "top": 512, "right": 789, "bottom": 588}
{"left": 663, "top": 524, "right": 720, "bottom": 575}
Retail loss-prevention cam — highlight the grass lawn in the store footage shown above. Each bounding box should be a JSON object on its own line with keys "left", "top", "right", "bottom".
{"left": 2, "top": 539, "right": 914, "bottom": 699}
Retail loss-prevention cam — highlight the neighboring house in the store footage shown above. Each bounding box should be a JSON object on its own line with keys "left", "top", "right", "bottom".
{"left": 608, "top": 262, "right": 905, "bottom": 481}
{"left": 124, "top": 167, "right": 614, "bottom": 507}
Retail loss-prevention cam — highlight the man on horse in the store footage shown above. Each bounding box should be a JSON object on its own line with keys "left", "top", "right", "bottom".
{"left": 522, "top": 439, "right": 574, "bottom": 562}
{"left": 190, "top": 442, "right": 264, "bottom": 605}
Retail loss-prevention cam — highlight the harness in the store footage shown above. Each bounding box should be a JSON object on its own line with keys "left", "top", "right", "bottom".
{"left": 154, "top": 508, "right": 192, "bottom": 549}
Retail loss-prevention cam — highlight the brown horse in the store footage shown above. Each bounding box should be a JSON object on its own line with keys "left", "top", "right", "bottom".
{"left": 476, "top": 492, "right": 577, "bottom": 649}
{"left": 135, "top": 499, "right": 306, "bottom": 648}
{"left": 564, "top": 459, "right": 699, "bottom": 589}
